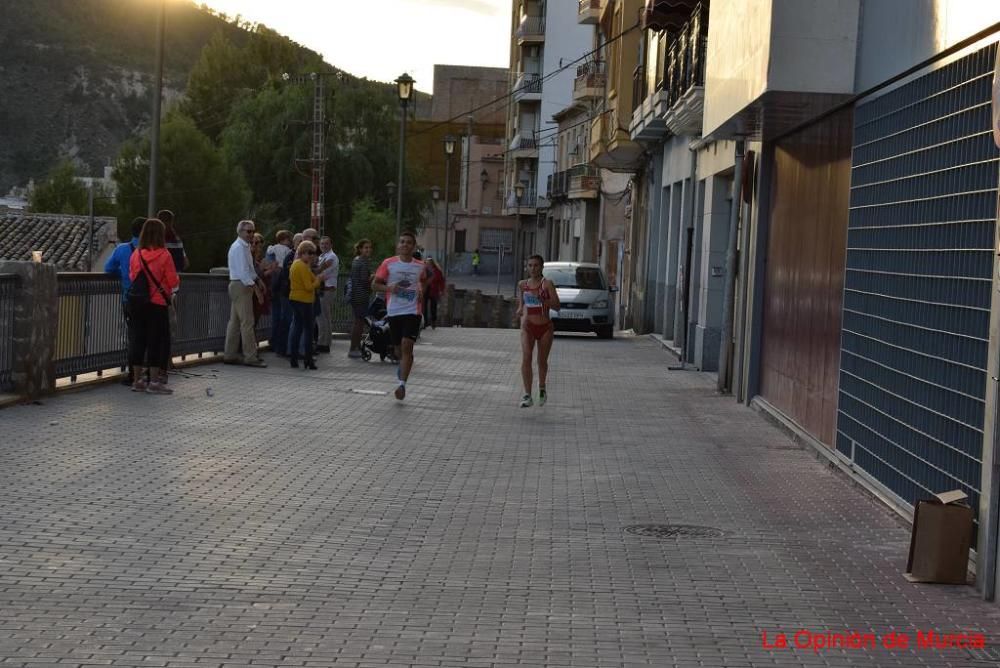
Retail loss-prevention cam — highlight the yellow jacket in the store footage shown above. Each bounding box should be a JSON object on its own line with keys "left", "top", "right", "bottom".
{"left": 289, "top": 259, "right": 320, "bottom": 303}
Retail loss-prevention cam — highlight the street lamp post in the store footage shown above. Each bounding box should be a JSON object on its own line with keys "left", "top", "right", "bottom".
{"left": 443, "top": 134, "right": 456, "bottom": 277}
{"left": 395, "top": 73, "right": 415, "bottom": 239}
{"left": 386, "top": 181, "right": 396, "bottom": 212}
{"left": 147, "top": 0, "right": 166, "bottom": 217}
{"left": 430, "top": 185, "right": 441, "bottom": 260}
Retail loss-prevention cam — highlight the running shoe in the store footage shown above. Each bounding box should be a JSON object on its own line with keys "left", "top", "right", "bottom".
{"left": 520, "top": 394, "right": 533, "bottom": 408}
{"left": 538, "top": 388, "right": 547, "bottom": 406}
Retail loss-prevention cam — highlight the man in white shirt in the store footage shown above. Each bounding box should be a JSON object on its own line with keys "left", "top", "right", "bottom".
{"left": 316, "top": 236, "right": 340, "bottom": 353}
{"left": 224, "top": 219, "right": 267, "bottom": 367}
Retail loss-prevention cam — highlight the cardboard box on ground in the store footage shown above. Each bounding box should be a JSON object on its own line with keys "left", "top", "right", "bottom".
{"left": 905, "top": 490, "right": 974, "bottom": 585}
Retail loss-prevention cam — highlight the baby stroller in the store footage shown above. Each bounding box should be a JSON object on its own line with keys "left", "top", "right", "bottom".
{"left": 360, "top": 295, "right": 398, "bottom": 363}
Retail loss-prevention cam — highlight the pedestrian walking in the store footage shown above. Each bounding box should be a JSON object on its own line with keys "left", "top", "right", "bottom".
{"left": 423, "top": 257, "right": 445, "bottom": 329}
{"left": 372, "top": 231, "right": 428, "bottom": 400}
{"left": 472, "top": 248, "right": 481, "bottom": 276}
{"left": 348, "top": 238, "right": 373, "bottom": 358}
{"left": 127, "top": 218, "right": 179, "bottom": 395}
{"left": 105, "top": 216, "right": 144, "bottom": 386}
{"left": 316, "top": 236, "right": 339, "bottom": 353}
{"left": 224, "top": 219, "right": 267, "bottom": 368}
{"left": 288, "top": 240, "right": 321, "bottom": 370}
{"left": 515, "top": 254, "right": 560, "bottom": 407}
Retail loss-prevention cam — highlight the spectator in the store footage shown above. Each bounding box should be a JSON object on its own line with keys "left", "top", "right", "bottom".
{"left": 128, "top": 218, "right": 179, "bottom": 395}
{"left": 423, "top": 257, "right": 445, "bottom": 329}
{"left": 316, "top": 236, "right": 339, "bottom": 353}
{"left": 251, "top": 232, "right": 271, "bottom": 326}
{"left": 105, "top": 216, "right": 145, "bottom": 385}
{"left": 223, "top": 220, "right": 267, "bottom": 368}
{"left": 348, "top": 238, "right": 373, "bottom": 358}
{"left": 270, "top": 231, "right": 300, "bottom": 356}
{"left": 288, "top": 240, "right": 321, "bottom": 370}
{"left": 472, "top": 248, "right": 481, "bottom": 275}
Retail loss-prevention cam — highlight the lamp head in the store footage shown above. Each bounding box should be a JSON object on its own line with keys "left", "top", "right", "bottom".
{"left": 430, "top": 186, "right": 441, "bottom": 201}
{"left": 514, "top": 182, "right": 525, "bottom": 200}
{"left": 443, "top": 134, "right": 456, "bottom": 156}
{"left": 395, "top": 73, "right": 415, "bottom": 103}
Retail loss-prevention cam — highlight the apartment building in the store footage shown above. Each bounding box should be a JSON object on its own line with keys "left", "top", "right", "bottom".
{"left": 503, "top": 0, "right": 592, "bottom": 275}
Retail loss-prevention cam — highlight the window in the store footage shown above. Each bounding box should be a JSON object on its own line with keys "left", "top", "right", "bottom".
{"left": 454, "top": 230, "right": 467, "bottom": 254}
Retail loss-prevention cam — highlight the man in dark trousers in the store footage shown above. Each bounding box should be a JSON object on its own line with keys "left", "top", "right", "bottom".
{"left": 104, "top": 217, "right": 145, "bottom": 385}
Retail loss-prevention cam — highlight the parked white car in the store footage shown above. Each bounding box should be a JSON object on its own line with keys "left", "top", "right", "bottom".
{"left": 542, "top": 262, "right": 616, "bottom": 339}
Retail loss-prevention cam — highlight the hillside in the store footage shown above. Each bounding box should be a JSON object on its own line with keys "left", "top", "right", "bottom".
{"left": 0, "top": 0, "right": 427, "bottom": 194}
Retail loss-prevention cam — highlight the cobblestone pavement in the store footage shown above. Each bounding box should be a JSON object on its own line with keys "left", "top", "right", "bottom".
{"left": 3, "top": 329, "right": 1000, "bottom": 667}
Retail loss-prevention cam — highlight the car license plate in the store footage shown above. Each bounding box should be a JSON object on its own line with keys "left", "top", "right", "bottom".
{"left": 559, "top": 311, "right": 587, "bottom": 319}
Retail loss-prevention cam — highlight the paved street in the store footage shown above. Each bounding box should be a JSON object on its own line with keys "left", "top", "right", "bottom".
{"left": 3, "top": 328, "right": 1000, "bottom": 667}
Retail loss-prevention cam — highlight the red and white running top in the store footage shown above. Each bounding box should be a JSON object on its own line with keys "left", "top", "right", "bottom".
{"left": 375, "top": 256, "right": 425, "bottom": 317}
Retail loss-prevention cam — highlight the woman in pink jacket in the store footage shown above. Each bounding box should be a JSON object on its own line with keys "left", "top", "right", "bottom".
{"left": 128, "top": 218, "right": 180, "bottom": 394}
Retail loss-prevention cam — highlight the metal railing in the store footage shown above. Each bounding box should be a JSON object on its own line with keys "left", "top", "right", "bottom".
{"left": 49, "top": 272, "right": 353, "bottom": 383}
{"left": 0, "top": 274, "right": 18, "bottom": 392}
{"left": 548, "top": 165, "right": 600, "bottom": 200}
{"left": 578, "top": 0, "right": 601, "bottom": 14}
{"left": 515, "top": 16, "right": 545, "bottom": 40}
{"left": 513, "top": 72, "right": 543, "bottom": 101}
{"left": 574, "top": 60, "right": 607, "bottom": 94}
{"left": 632, "top": 64, "right": 647, "bottom": 115}
{"left": 510, "top": 134, "right": 538, "bottom": 152}
{"left": 660, "top": 3, "right": 707, "bottom": 108}
{"left": 507, "top": 187, "right": 539, "bottom": 209}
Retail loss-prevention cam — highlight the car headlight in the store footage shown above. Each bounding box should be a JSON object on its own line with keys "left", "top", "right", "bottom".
{"left": 592, "top": 299, "right": 608, "bottom": 309}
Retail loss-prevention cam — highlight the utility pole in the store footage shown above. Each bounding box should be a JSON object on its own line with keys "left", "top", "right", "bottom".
{"left": 286, "top": 71, "right": 340, "bottom": 238}
{"left": 147, "top": 0, "right": 165, "bottom": 218}
{"left": 309, "top": 73, "right": 326, "bottom": 238}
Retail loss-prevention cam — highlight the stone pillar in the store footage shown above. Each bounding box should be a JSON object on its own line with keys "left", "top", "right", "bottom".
{"left": 441, "top": 284, "right": 455, "bottom": 327}
{"left": 462, "top": 289, "right": 481, "bottom": 328}
{"left": 0, "top": 261, "right": 58, "bottom": 398}
{"left": 693, "top": 175, "right": 731, "bottom": 372}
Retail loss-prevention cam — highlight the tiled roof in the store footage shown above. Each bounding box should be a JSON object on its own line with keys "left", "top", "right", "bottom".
{"left": 0, "top": 213, "right": 119, "bottom": 271}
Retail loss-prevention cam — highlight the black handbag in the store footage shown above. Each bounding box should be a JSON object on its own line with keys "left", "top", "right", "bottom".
{"left": 127, "top": 250, "right": 169, "bottom": 309}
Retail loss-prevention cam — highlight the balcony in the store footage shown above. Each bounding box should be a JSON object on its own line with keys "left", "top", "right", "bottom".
{"left": 641, "top": 0, "right": 698, "bottom": 32}
{"left": 509, "top": 134, "right": 539, "bottom": 160}
{"left": 573, "top": 60, "right": 606, "bottom": 102}
{"left": 630, "top": 2, "right": 707, "bottom": 141}
{"left": 513, "top": 72, "right": 542, "bottom": 103}
{"left": 516, "top": 16, "right": 545, "bottom": 45}
{"left": 578, "top": 0, "right": 601, "bottom": 24}
{"left": 504, "top": 186, "right": 538, "bottom": 216}
{"left": 591, "top": 111, "right": 644, "bottom": 172}
{"left": 548, "top": 165, "right": 600, "bottom": 201}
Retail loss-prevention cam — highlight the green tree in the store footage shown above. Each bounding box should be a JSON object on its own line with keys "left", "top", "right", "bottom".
{"left": 113, "top": 112, "right": 251, "bottom": 271}
{"left": 28, "top": 160, "right": 115, "bottom": 216}
{"left": 345, "top": 198, "right": 396, "bottom": 261}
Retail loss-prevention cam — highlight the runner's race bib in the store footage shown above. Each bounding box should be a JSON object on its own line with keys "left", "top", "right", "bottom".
{"left": 523, "top": 292, "right": 542, "bottom": 309}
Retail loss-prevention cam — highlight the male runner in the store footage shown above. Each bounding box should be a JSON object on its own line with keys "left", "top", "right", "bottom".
{"left": 372, "top": 231, "right": 428, "bottom": 400}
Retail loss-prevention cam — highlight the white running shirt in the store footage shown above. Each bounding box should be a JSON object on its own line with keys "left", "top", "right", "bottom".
{"left": 375, "top": 256, "right": 425, "bottom": 317}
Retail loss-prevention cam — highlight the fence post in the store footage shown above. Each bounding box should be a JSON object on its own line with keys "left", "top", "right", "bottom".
{"left": 0, "top": 261, "right": 58, "bottom": 399}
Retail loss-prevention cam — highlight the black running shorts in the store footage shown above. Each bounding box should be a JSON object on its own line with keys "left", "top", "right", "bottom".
{"left": 388, "top": 314, "right": 422, "bottom": 345}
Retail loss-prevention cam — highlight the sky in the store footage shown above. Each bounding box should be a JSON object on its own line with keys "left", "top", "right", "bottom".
{"left": 197, "top": 0, "right": 512, "bottom": 92}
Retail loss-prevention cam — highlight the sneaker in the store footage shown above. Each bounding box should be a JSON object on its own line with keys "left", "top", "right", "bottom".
{"left": 222, "top": 357, "right": 243, "bottom": 365}
{"left": 519, "top": 394, "right": 533, "bottom": 408}
{"left": 131, "top": 379, "right": 148, "bottom": 392}
{"left": 348, "top": 350, "right": 362, "bottom": 359}
{"left": 146, "top": 381, "right": 173, "bottom": 395}
{"left": 538, "top": 388, "right": 547, "bottom": 406}
{"left": 394, "top": 384, "right": 406, "bottom": 401}
{"left": 244, "top": 359, "right": 267, "bottom": 368}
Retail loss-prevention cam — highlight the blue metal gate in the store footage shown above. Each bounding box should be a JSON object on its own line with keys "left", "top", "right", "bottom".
{"left": 837, "top": 42, "right": 1000, "bottom": 518}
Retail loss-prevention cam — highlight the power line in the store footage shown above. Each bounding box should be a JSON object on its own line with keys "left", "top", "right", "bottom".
{"left": 409, "top": 21, "right": 640, "bottom": 139}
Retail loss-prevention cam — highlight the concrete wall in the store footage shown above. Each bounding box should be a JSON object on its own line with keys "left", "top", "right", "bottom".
{"left": 429, "top": 65, "right": 510, "bottom": 124}
{"left": 703, "top": 0, "right": 860, "bottom": 137}
{"left": 854, "top": 0, "right": 1000, "bottom": 91}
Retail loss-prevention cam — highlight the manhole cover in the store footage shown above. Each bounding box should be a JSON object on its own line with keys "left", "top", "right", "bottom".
{"left": 624, "top": 524, "right": 727, "bottom": 539}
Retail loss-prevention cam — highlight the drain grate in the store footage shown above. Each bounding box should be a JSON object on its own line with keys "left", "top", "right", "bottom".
{"left": 624, "top": 524, "right": 727, "bottom": 539}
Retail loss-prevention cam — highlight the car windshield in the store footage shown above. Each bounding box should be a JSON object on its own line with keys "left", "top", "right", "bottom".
{"left": 543, "top": 266, "right": 607, "bottom": 290}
